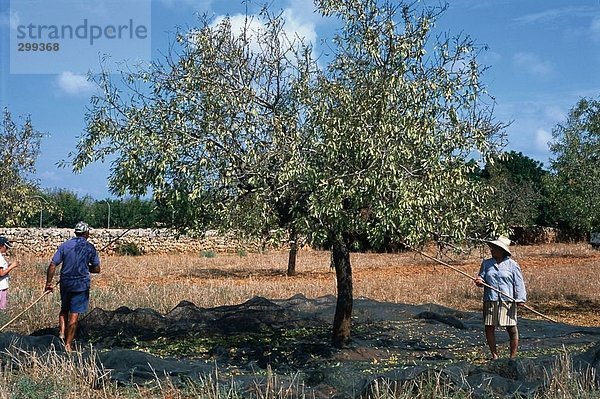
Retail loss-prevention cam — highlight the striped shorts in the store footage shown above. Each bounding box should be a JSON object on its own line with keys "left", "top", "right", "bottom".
{"left": 483, "top": 300, "right": 517, "bottom": 327}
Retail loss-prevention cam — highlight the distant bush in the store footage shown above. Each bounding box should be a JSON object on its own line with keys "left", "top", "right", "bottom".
{"left": 116, "top": 242, "right": 143, "bottom": 256}
{"left": 237, "top": 248, "right": 247, "bottom": 257}
{"left": 201, "top": 250, "right": 216, "bottom": 258}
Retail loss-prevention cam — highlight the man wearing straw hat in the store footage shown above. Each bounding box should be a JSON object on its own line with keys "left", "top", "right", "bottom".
{"left": 45, "top": 221, "right": 100, "bottom": 352}
{"left": 0, "top": 236, "right": 19, "bottom": 310}
{"left": 475, "top": 235, "right": 527, "bottom": 360}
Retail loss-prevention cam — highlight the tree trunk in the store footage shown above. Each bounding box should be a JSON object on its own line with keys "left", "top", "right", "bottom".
{"left": 287, "top": 228, "right": 298, "bottom": 276}
{"left": 331, "top": 237, "right": 352, "bottom": 348}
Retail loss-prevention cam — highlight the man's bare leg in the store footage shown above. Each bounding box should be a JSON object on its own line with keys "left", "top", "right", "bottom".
{"left": 64, "top": 312, "right": 80, "bottom": 352}
{"left": 59, "top": 310, "right": 67, "bottom": 340}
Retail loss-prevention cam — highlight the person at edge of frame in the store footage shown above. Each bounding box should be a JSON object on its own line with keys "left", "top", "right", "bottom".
{"left": 474, "top": 235, "right": 527, "bottom": 360}
{"left": 44, "top": 222, "right": 100, "bottom": 352}
{"left": 0, "top": 236, "right": 19, "bottom": 311}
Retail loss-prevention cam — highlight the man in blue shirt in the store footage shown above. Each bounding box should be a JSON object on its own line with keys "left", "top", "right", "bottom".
{"left": 45, "top": 221, "right": 100, "bottom": 352}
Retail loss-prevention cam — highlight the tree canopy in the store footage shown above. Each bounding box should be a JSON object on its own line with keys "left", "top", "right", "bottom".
{"left": 479, "top": 151, "right": 549, "bottom": 227}
{"left": 548, "top": 97, "right": 600, "bottom": 233}
{"left": 71, "top": 0, "right": 507, "bottom": 346}
{"left": 28, "top": 189, "right": 163, "bottom": 229}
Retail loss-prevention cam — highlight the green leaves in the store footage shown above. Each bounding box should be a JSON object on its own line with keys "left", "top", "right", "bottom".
{"left": 305, "top": 0, "right": 505, "bottom": 248}
{"left": 65, "top": 0, "right": 511, "bottom": 346}
{"left": 548, "top": 97, "right": 600, "bottom": 232}
{"left": 71, "top": 10, "right": 315, "bottom": 237}
{"left": 0, "top": 109, "right": 42, "bottom": 226}
{"left": 479, "top": 151, "right": 549, "bottom": 227}
{"left": 70, "top": 0, "right": 506, "bottom": 249}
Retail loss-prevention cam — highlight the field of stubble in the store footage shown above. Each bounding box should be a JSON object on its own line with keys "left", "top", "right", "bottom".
{"left": 4, "top": 242, "right": 599, "bottom": 335}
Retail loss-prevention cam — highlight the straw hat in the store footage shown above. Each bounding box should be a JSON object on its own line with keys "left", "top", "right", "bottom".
{"left": 486, "top": 235, "right": 512, "bottom": 255}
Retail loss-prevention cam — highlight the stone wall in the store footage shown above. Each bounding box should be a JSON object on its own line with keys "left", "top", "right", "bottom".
{"left": 1, "top": 226, "right": 589, "bottom": 256}
{"left": 0, "top": 228, "right": 265, "bottom": 256}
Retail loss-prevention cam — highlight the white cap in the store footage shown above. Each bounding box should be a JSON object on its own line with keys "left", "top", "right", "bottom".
{"left": 74, "top": 221, "right": 90, "bottom": 233}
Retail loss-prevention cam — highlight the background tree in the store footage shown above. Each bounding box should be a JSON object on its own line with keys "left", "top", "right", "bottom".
{"left": 479, "top": 151, "right": 549, "bottom": 227}
{"left": 71, "top": 0, "right": 506, "bottom": 347}
{"left": 547, "top": 97, "right": 600, "bottom": 233}
{"left": 23, "top": 190, "right": 165, "bottom": 228}
{"left": 0, "top": 108, "right": 43, "bottom": 226}
{"left": 89, "top": 197, "right": 159, "bottom": 228}
{"left": 33, "top": 189, "right": 87, "bottom": 227}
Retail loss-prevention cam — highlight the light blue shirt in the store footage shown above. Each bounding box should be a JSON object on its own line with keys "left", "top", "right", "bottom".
{"left": 478, "top": 257, "right": 527, "bottom": 302}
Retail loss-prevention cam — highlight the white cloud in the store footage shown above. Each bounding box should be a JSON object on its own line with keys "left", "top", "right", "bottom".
{"left": 514, "top": 6, "right": 595, "bottom": 25}
{"left": 513, "top": 52, "right": 554, "bottom": 78}
{"left": 480, "top": 50, "right": 502, "bottom": 65}
{"left": 39, "top": 170, "right": 62, "bottom": 182}
{"left": 534, "top": 128, "right": 553, "bottom": 153}
{"left": 281, "top": 8, "right": 317, "bottom": 45}
{"left": 55, "top": 72, "right": 96, "bottom": 97}
{"left": 543, "top": 105, "right": 566, "bottom": 124}
{"left": 207, "top": 9, "right": 317, "bottom": 56}
{"left": 449, "top": 0, "right": 513, "bottom": 11}
{"left": 284, "top": 0, "right": 325, "bottom": 28}
{"left": 494, "top": 96, "right": 577, "bottom": 165}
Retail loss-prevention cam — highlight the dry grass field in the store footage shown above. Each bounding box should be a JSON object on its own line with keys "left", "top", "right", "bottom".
{"left": 1, "top": 241, "right": 599, "bottom": 399}
{"left": 4, "top": 241, "right": 599, "bottom": 335}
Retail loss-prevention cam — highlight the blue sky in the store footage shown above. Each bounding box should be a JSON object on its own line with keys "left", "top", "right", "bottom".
{"left": 1, "top": 0, "right": 599, "bottom": 199}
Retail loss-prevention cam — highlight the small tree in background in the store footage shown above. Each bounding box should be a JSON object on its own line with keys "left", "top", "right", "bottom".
{"left": 27, "top": 190, "right": 172, "bottom": 229}
{"left": 0, "top": 109, "right": 43, "bottom": 226}
{"left": 480, "top": 151, "right": 549, "bottom": 227}
{"left": 548, "top": 97, "right": 600, "bottom": 233}
{"left": 36, "top": 188, "right": 88, "bottom": 228}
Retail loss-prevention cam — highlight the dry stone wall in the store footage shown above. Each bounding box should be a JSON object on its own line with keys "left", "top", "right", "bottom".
{"left": 0, "top": 226, "right": 585, "bottom": 256}
{"left": 0, "top": 228, "right": 266, "bottom": 256}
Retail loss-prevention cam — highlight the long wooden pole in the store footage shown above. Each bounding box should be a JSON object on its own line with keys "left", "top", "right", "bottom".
{"left": 413, "top": 248, "right": 558, "bottom": 323}
{"left": 0, "top": 285, "right": 54, "bottom": 332}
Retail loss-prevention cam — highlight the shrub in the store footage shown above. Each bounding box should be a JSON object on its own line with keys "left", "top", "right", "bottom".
{"left": 115, "top": 242, "right": 143, "bottom": 256}
{"left": 201, "top": 250, "right": 217, "bottom": 258}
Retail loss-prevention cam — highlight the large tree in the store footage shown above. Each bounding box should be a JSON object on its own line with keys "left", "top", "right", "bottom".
{"left": 71, "top": 1, "right": 506, "bottom": 347}
{"left": 548, "top": 97, "right": 600, "bottom": 233}
{"left": 0, "top": 108, "right": 43, "bottom": 226}
{"left": 302, "top": 0, "right": 505, "bottom": 345}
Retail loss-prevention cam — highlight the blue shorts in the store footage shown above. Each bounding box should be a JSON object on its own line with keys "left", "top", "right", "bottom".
{"left": 60, "top": 290, "right": 90, "bottom": 314}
